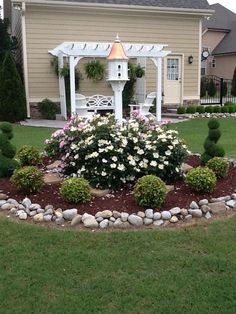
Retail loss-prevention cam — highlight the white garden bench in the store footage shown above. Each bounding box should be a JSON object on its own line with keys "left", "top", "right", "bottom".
{"left": 75, "top": 94, "right": 114, "bottom": 118}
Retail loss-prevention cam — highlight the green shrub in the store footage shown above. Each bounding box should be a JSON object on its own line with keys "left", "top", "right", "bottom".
{"left": 221, "top": 106, "right": 229, "bottom": 113}
{"left": 200, "top": 78, "right": 207, "bottom": 97}
{"left": 213, "top": 106, "right": 221, "bottom": 113}
{"left": 205, "top": 106, "right": 213, "bottom": 113}
{"left": 196, "top": 106, "right": 205, "bottom": 114}
{"left": 38, "top": 98, "right": 58, "bottom": 120}
{"left": 201, "top": 118, "right": 225, "bottom": 164}
{"left": 208, "top": 79, "right": 217, "bottom": 97}
{"left": 0, "top": 122, "right": 19, "bottom": 177}
{"left": 228, "top": 105, "right": 236, "bottom": 113}
{"left": 11, "top": 166, "right": 44, "bottom": 193}
{"left": 186, "top": 106, "right": 196, "bottom": 114}
{"left": 222, "top": 81, "right": 228, "bottom": 97}
{"left": 0, "top": 52, "right": 26, "bottom": 122}
{"left": 231, "top": 67, "right": 236, "bottom": 96}
{"left": 17, "top": 145, "right": 41, "bottom": 166}
{"left": 60, "top": 178, "right": 91, "bottom": 203}
{"left": 133, "top": 175, "right": 166, "bottom": 208}
{"left": 177, "top": 107, "right": 186, "bottom": 114}
{"left": 224, "top": 101, "right": 235, "bottom": 106}
{"left": 206, "top": 157, "right": 229, "bottom": 178}
{"left": 185, "top": 167, "right": 217, "bottom": 193}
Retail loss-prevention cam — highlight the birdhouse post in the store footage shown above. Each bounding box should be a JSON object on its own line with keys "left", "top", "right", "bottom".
{"left": 107, "top": 36, "right": 129, "bottom": 123}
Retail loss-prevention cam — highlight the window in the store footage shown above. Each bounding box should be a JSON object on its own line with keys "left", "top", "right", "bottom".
{"left": 212, "top": 59, "right": 216, "bottom": 68}
{"left": 167, "top": 58, "right": 179, "bottom": 80}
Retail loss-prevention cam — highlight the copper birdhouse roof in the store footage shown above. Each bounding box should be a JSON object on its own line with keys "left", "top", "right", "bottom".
{"left": 107, "top": 36, "right": 128, "bottom": 60}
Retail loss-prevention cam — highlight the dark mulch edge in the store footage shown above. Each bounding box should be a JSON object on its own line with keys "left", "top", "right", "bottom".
{"left": 0, "top": 155, "right": 236, "bottom": 216}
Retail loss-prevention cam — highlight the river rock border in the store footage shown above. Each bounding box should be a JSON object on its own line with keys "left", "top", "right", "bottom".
{"left": 0, "top": 193, "right": 236, "bottom": 229}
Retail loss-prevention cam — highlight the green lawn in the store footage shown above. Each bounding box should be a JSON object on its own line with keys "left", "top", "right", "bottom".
{"left": 168, "top": 117, "right": 236, "bottom": 158}
{"left": 0, "top": 217, "right": 236, "bottom": 313}
{"left": 12, "top": 125, "right": 54, "bottom": 151}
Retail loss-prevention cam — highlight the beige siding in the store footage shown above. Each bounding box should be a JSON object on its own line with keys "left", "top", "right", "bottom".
{"left": 25, "top": 5, "right": 201, "bottom": 103}
{"left": 3, "top": 0, "right": 11, "bottom": 21}
{"left": 208, "top": 54, "right": 236, "bottom": 79}
{"left": 202, "top": 30, "right": 226, "bottom": 52}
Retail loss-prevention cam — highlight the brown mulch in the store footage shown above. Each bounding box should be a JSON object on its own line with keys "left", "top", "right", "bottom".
{"left": 0, "top": 155, "right": 236, "bottom": 215}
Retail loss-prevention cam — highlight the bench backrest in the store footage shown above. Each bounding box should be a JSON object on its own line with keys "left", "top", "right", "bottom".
{"left": 86, "top": 95, "right": 114, "bottom": 108}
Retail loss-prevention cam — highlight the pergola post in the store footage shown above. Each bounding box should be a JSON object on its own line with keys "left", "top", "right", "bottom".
{"left": 69, "top": 56, "right": 76, "bottom": 115}
{"left": 58, "top": 53, "right": 67, "bottom": 120}
{"left": 157, "top": 57, "right": 162, "bottom": 123}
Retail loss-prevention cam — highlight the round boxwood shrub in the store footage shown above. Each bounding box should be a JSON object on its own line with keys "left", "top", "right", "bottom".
{"left": 133, "top": 175, "right": 166, "bottom": 208}
{"left": 11, "top": 166, "right": 44, "bottom": 193}
{"left": 186, "top": 106, "right": 196, "bottom": 114}
{"left": 196, "top": 106, "right": 205, "bottom": 114}
{"left": 221, "top": 106, "right": 229, "bottom": 113}
{"left": 185, "top": 167, "right": 217, "bottom": 193}
{"left": 206, "top": 157, "right": 229, "bottom": 178}
{"left": 213, "top": 106, "right": 221, "bottom": 113}
{"left": 60, "top": 178, "right": 91, "bottom": 203}
{"left": 205, "top": 106, "right": 213, "bottom": 113}
{"left": 177, "top": 107, "right": 186, "bottom": 114}
{"left": 17, "top": 145, "right": 41, "bottom": 166}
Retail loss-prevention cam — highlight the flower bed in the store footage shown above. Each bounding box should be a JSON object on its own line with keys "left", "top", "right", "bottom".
{"left": 45, "top": 114, "right": 187, "bottom": 188}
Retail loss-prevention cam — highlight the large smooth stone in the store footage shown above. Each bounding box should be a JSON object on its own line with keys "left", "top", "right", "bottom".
{"left": 128, "top": 214, "right": 143, "bottom": 227}
{"left": 33, "top": 213, "right": 44, "bottom": 222}
{"left": 169, "top": 207, "right": 181, "bottom": 215}
{"left": 83, "top": 215, "right": 98, "bottom": 228}
{"left": 121, "top": 212, "right": 129, "bottom": 222}
{"left": 188, "top": 209, "right": 203, "bottom": 218}
{"left": 153, "top": 220, "right": 164, "bottom": 227}
{"left": 63, "top": 209, "right": 78, "bottom": 220}
{"left": 208, "top": 202, "right": 226, "bottom": 214}
{"left": 71, "top": 214, "right": 82, "bottom": 226}
{"left": 161, "top": 211, "right": 171, "bottom": 220}
{"left": 145, "top": 209, "right": 154, "bottom": 219}
{"left": 100, "top": 210, "right": 112, "bottom": 219}
{"left": 0, "top": 193, "right": 8, "bottom": 200}
{"left": 153, "top": 212, "right": 162, "bottom": 220}
{"left": 100, "top": 219, "right": 109, "bottom": 229}
{"left": 22, "top": 197, "right": 31, "bottom": 209}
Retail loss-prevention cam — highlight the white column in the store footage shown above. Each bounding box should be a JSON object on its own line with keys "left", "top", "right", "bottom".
{"left": 156, "top": 57, "right": 162, "bottom": 123}
{"left": 58, "top": 54, "right": 67, "bottom": 120}
{"left": 69, "top": 56, "right": 76, "bottom": 116}
{"left": 136, "top": 57, "right": 146, "bottom": 103}
{"left": 110, "top": 81, "right": 126, "bottom": 123}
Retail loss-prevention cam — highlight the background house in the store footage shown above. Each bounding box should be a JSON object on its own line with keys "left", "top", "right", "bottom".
{"left": 202, "top": 3, "right": 236, "bottom": 79}
{"left": 4, "top": 0, "right": 212, "bottom": 118}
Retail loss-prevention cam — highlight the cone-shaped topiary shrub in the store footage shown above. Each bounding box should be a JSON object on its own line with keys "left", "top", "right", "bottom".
{"left": 208, "top": 79, "right": 217, "bottom": 97}
{"left": 0, "top": 51, "right": 26, "bottom": 122}
{"left": 201, "top": 118, "right": 225, "bottom": 165}
{"left": 0, "top": 122, "right": 19, "bottom": 177}
{"left": 231, "top": 68, "right": 236, "bottom": 96}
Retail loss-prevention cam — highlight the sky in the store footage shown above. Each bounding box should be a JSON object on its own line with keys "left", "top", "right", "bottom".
{"left": 0, "top": 0, "right": 236, "bottom": 15}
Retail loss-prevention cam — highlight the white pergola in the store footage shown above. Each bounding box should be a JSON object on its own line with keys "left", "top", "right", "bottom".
{"left": 49, "top": 41, "right": 171, "bottom": 122}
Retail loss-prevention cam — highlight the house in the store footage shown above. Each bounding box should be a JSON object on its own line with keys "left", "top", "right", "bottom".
{"left": 202, "top": 3, "right": 236, "bottom": 79}
{"left": 4, "top": 0, "right": 212, "bottom": 118}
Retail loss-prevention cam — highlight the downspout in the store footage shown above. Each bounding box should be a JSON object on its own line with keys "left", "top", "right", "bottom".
{"left": 21, "top": 1, "right": 30, "bottom": 118}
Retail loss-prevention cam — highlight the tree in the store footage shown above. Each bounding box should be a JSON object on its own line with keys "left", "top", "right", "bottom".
{"left": 231, "top": 67, "right": 236, "bottom": 96}
{"left": 208, "top": 79, "right": 217, "bottom": 97}
{"left": 0, "top": 51, "right": 26, "bottom": 122}
{"left": 0, "top": 18, "right": 18, "bottom": 63}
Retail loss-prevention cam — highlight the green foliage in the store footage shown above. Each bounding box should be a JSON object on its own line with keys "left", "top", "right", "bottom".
{"left": 208, "top": 79, "right": 217, "bottom": 97}
{"left": 84, "top": 60, "right": 105, "bottom": 82}
{"left": 196, "top": 106, "right": 205, "bottom": 114}
{"left": 0, "top": 18, "right": 18, "bottom": 63}
{"left": 0, "top": 122, "right": 19, "bottom": 177}
{"left": 200, "top": 77, "right": 207, "bottom": 97}
{"left": 60, "top": 178, "right": 91, "bottom": 204}
{"left": 185, "top": 167, "right": 217, "bottom": 193}
{"left": 205, "top": 106, "right": 213, "bottom": 113}
{"left": 231, "top": 67, "right": 236, "bottom": 96}
{"left": 0, "top": 51, "right": 26, "bottom": 122}
{"left": 208, "top": 118, "right": 220, "bottom": 129}
{"left": 10, "top": 166, "right": 43, "bottom": 193}
{"left": 228, "top": 105, "right": 236, "bottom": 113}
{"left": 221, "top": 106, "right": 229, "bottom": 113}
{"left": 186, "top": 106, "right": 196, "bottom": 114}
{"left": 135, "top": 64, "right": 145, "bottom": 78}
{"left": 206, "top": 157, "right": 229, "bottom": 178}
{"left": 123, "top": 62, "right": 137, "bottom": 113}
{"left": 201, "top": 118, "right": 225, "bottom": 164}
{"left": 133, "top": 175, "right": 166, "bottom": 208}
{"left": 17, "top": 145, "right": 41, "bottom": 166}
{"left": 222, "top": 81, "right": 228, "bottom": 97}
{"left": 38, "top": 98, "right": 58, "bottom": 120}
{"left": 177, "top": 107, "right": 186, "bottom": 114}
{"left": 224, "top": 101, "right": 235, "bottom": 106}
{"left": 213, "top": 106, "right": 221, "bottom": 113}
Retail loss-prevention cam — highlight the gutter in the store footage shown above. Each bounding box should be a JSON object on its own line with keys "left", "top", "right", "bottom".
{"left": 12, "top": 0, "right": 214, "bottom": 16}
{"left": 21, "top": 1, "right": 30, "bottom": 118}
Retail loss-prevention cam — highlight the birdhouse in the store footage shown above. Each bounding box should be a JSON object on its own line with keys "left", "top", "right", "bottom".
{"left": 107, "top": 36, "right": 128, "bottom": 81}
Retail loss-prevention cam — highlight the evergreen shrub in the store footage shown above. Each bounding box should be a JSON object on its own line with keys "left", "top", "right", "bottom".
{"left": 11, "top": 166, "right": 43, "bottom": 193}
{"left": 133, "top": 175, "right": 166, "bottom": 208}
{"left": 206, "top": 157, "right": 229, "bottom": 178}
{"left": 60, "top": 178, "right": 91, "bottom": 204}
{"left": 185, "top": 167, "right": 217, "bottom": 193}
{"left": 17, "top": 145, "right": 41, "bottom": 166}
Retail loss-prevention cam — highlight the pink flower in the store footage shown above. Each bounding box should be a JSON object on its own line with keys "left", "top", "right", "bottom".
{"left": 59, "top": 140, "right": 65, "bottom": 148}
